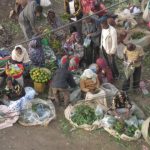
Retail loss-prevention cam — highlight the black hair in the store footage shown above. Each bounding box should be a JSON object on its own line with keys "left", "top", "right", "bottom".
{"left": 70, "top": 26, "right": 77, "bottom": 34}
{"left": 35, "top": 5, "right": 43, "bottom": 13}
{"left": 15, "top": 47, "right": 22, "bottom": 51}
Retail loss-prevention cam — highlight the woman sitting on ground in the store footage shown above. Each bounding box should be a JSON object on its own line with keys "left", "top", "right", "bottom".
{"left": 28, "top": 38, "right": 45, "bottom": 67}
{"left": 11, "top": 45, "right": 30, "bottom": 65}
{"left": 108, "top": 91, "right": 132, "bottom": 119}
{"left": 3, "top": 77, "right": 25, "bottom": 102}
{"left": 80, "top": 69, "right": 100, "bottom": 98}
{"left": 11, "top": 45, "right": 30, "bottom": 76}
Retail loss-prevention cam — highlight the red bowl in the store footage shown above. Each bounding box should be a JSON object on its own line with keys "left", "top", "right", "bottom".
{"left": 6, "top": 64, "right": 24, "bottom": 79}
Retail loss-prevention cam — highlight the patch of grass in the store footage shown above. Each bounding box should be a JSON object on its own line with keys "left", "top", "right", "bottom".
{"left": 59, "top": 118, "right": 72, "bottom": 136}
{"left": 143, "top": 51, "right": 150, "bottom": 67}
{"left": 1, "top": 20, "right": 21, "bottom": 36}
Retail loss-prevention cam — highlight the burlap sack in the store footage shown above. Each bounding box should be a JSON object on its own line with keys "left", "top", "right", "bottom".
{"left": 141, "top": 117, "right": 150, "bottom": 145}
{"left": 64, "top": 99, "right": 104, "bottom": 131}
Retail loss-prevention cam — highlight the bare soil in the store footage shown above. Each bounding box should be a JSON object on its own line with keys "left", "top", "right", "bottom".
{"left": 0, "top": 0, "right": 150, "bottom": 150}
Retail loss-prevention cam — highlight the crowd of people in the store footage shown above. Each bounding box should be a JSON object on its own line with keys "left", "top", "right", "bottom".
{"left": 0, "top": 0, "right": 149, "bottom": 120}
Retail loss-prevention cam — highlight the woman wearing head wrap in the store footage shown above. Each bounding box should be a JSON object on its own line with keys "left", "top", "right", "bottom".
{"left": 89, "top": 63, "right": 99, "bottom": 74}
{"left": 11, "top": 45, "right": 30, "bottom": 65}
{"left": 80, "top": 69, "right": 100, "bottom": 94}
{"left": 96, "top": 58, "right": 113, "bottom": 83}
{"left": 108, "top": 91, "right": 133, "bottom": 119}
{"left": 28, "top": 38, "right": 45, "bottom": 67}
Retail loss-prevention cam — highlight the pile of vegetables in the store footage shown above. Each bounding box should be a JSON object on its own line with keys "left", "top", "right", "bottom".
{"left": 131, "top": 32, "right": 145, "bottom": 39}
{"left": 49, "top": 38, "right": 61, "bottom": 52}
{"left": 30, "top": 68, "right": 50, "bottom": 83}
{"left": 114, "top": 120, "right": 138, "bottom": 137}
{"left": 114, "top": 121, "right": 125, "bottom": 134}
{"left": 45, "top": 59, "right": 57, "bottom": 76}
{"left": 71, "top": 105, "right": 97, "bottom": 125}
{"left": 124, "top": 125, "right": 138, "bottom": 137}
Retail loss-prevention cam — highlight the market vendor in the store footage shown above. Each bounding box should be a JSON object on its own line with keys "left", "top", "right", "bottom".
{"left": 11, "top": 45, "right": 30, "bottom": 65}
{"left": 109, "top": 91, "right": 132, "bottom": 119}
{"left": 28, "top": 38, "right": 45, "bottom": 67}
{"left": 80, "top": 69, "right": 100, "bottom": 98}
{"left": 51, "top": 59, "right": 76, "bottom": 107}
{"left": 1, "top": 77, "right": 25, "bottom": 103}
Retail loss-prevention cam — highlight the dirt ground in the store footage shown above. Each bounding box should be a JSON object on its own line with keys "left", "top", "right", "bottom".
{"left": 0, "top": 0, "right": 150, "bottom": 150}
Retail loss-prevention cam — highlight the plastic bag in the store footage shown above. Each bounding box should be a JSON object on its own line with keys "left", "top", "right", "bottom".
{"left": 8, "top": 87, "right": 36, "bottom": 111}
{"left": 0, "top": 105, "right": 19, "bottom": 130}
{"left": 143, "top": 1, "right": 150, "bottom": 22}
{"left": 40, "top": 0, "right": 51, "bottom": 7}
{"left": 83, "top": 37, "right": 91, "bottom": 48}
{"left": 19, "top": 98, "right": 56, "bottom": 126}
{"left": 101, "top": 83, "right": 118, "bottom": 107}
{"left": 95, "top": 105, "right": 103, "bottom": 120}
{"left": 125, "top": 116, "right": 139, "bottom": 128}
{"left": 101, "top": 115, "right": 117, "bottom": 128}
{"left": 70, "top": 88, "right": 81, "bottom": 102}
{"left": 124, "top": 64, "right": 135, "bottom": 79}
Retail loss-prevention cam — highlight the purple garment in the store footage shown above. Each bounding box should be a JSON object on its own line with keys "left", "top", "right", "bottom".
{"left": 29, "top": 39, "right": 45, "bottom": 66}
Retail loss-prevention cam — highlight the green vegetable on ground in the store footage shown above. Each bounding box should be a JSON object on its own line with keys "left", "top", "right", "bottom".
{"left": 114, "top": 121, "right": 125, "bottom": 134}
{"left": 131, "top": 32, "right": 145, "bottom": 39}
{"left": 124, "top": 125, "right": 137, "bottom": 137}
{"left": 71, "top": 105, "right": 97, "bottom": 125}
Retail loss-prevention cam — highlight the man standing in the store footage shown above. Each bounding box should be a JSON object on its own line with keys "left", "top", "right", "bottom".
{"left": 100, "top": 15, "right": 119, "bottom": 79}
{"left": 18, "top": 0, "right": 43, "bottom": 40}
{"left": 51, "top": 57, "right": 76, "bottom": 107}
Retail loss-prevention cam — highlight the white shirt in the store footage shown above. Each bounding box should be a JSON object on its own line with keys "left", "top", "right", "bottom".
{"left": 69, "top": 0, "right": 77, "bottom": 21}
{"left": 101, "top": 25, "right": 117, "bottom": 55}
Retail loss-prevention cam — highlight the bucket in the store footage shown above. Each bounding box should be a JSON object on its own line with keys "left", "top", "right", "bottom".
{"left": 34, "top": 82, "right": 45, "bottom": 93}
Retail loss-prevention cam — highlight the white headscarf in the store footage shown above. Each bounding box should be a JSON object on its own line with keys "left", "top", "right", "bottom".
{"left": 81, "top": 69, "right": 97, "bottom": 83}
{"left": 11, "top": 45, "right": 30, "bottom": 64}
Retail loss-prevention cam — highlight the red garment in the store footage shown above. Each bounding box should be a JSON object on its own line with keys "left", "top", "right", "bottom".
{"left": 96, "top": 58, "right": 113, "bottom": 83}
{"left": 61, "top": 55, "right": 80, "bottom": 71}
{"left": 80, "top": 0, "right": 95, "bottom": 14}
{"left": 91, "top": 2, "right": 107, "bottom": 17}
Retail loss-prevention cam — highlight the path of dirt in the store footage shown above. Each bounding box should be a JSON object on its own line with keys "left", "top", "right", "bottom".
{"left": 0, "top": 1, "right": 150, "bottom": 150}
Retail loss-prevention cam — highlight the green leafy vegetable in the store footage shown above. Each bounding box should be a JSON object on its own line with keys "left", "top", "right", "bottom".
{"left": 131, "top": 32, "right": 145, "bottom": 39}
{"left": 71, "top": 105, "right": 97, "bottom": 125}
{"left": 114, "top": 121, "right": 125, "bottom": 134}
{"left": 124, "top": 125, "right": 137, "bottom": 137}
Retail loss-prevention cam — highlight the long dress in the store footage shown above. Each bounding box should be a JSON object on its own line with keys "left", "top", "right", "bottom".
{"left": 29, "top": 39, "right": 45, "bottom": 67}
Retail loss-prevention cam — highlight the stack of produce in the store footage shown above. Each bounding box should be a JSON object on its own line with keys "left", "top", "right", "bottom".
{"left": 30, "top": 68, "right": 50, "bottom": 83}
{"left": 71, "top": 105, "right": 97, "bottom": 125}
{"left": 45, "top": 59, "right": 57, "bottom": 76}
